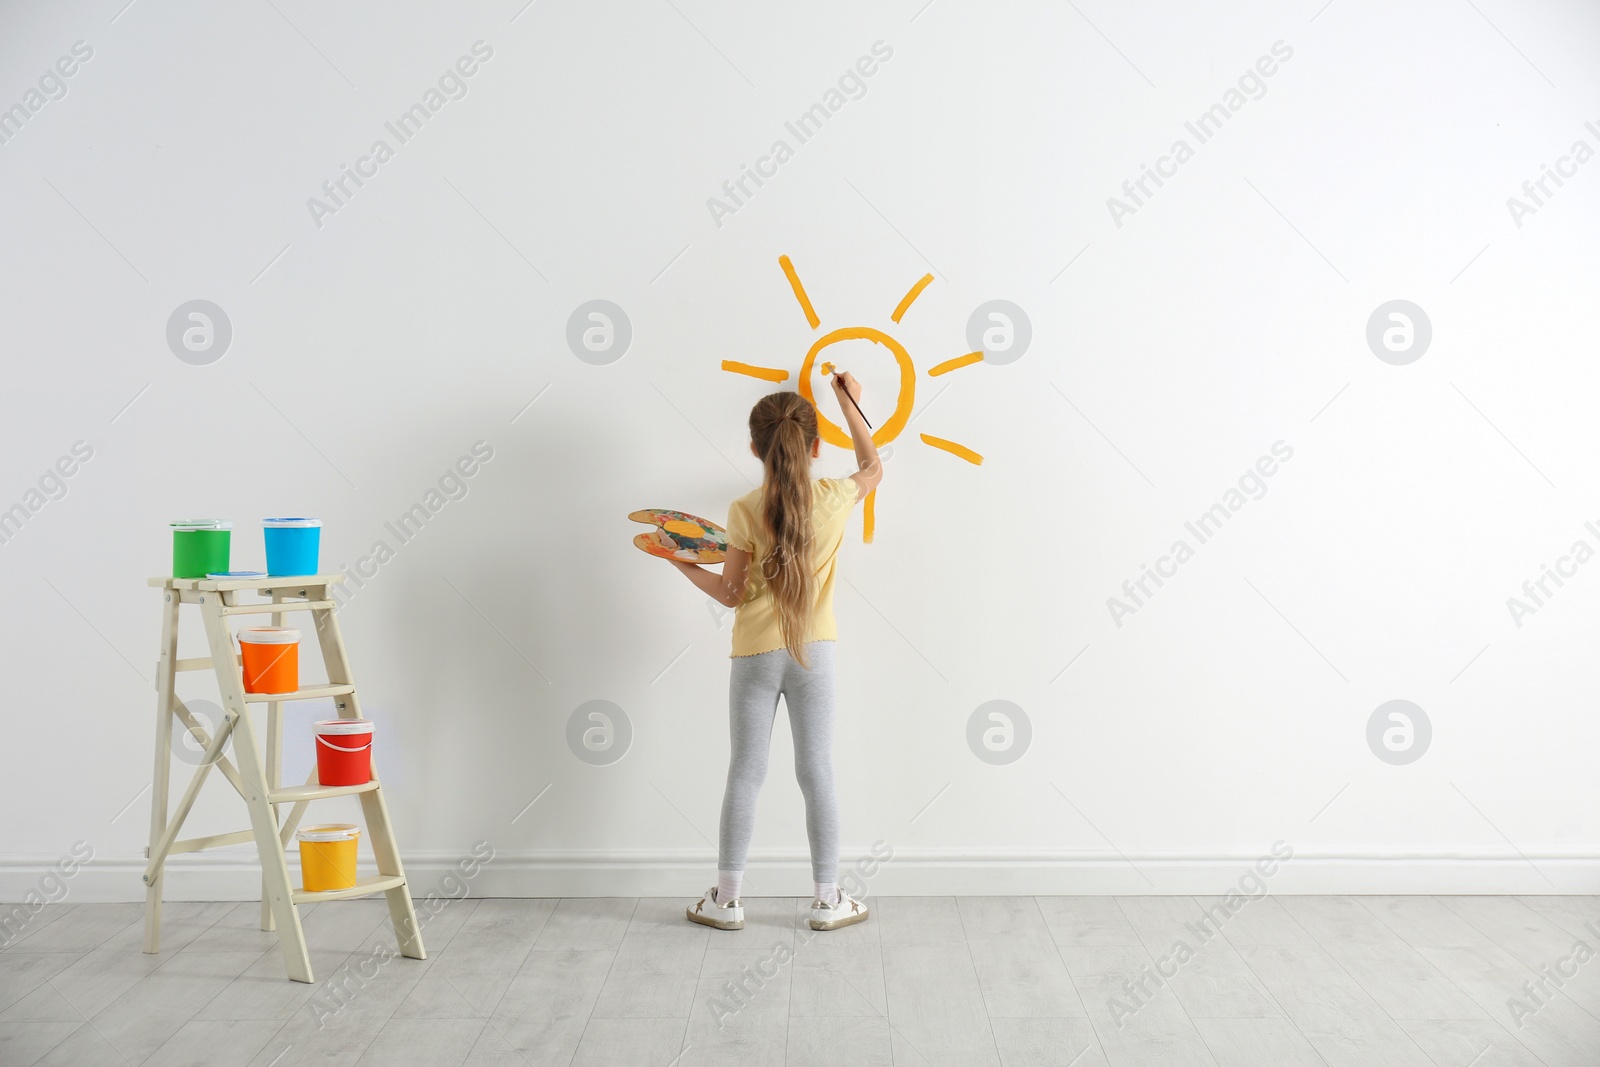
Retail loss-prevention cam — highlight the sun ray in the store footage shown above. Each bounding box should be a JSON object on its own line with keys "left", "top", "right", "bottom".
{"left": 863, "top": 489, "right": 876, "bottom": 543}
{"left": 721, "top": 360, "right": 790, "bottom": 382}
{"left": 891, "top": 273, "right": 934, "bottom": 324}
{"left": 928, "top": 351, "right": 984, "bottom": 377}
{"left": 920, "top": 433, "right": 983, "bottom": 465}
{"left": 778, "top": 255, "right": 820, "bottom": 330}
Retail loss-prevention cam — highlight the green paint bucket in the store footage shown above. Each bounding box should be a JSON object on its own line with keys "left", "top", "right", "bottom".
{"left": 171, "top": 521, "right": 231, "bottom": 578}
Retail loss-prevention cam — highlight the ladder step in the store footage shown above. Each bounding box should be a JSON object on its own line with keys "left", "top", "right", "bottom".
{"left": 220, "top": 601, "right": 335, "bottom": 616}
{"left": 242, "top": 683, "right": 354, "bottom": 703}
{"left": 152, "top": 574, "right": 345, "bottom": 592}
{"left": 269, "top": 781, "right": 380, "bottom": 804}
{"left": 292, "top": 874, "right": 406, "bottom": 904}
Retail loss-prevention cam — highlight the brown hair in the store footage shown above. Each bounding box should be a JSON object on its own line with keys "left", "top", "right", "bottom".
{"left": 748, "top": 391, "right": 818, "bottom": 667}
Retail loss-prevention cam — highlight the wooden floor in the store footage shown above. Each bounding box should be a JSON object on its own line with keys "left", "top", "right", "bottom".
{"left": 1, "top": 895, "right": 1598, "bottom": 1066}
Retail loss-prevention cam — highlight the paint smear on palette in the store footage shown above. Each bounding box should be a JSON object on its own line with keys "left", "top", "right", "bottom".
{"left": 629, "top": 509, "right": 729, "bottom": 563}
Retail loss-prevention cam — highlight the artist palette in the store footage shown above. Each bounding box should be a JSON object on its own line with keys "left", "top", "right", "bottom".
{"left": 629, "top": 509, "right": 729, "bottom": 563}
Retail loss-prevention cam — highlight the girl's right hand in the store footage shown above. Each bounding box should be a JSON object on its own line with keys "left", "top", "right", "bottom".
{"left": 831, "top": 370, "right": 863, "bottom": 405}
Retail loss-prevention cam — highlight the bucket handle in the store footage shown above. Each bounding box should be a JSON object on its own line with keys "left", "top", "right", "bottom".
{"left": 316, "top": 735, "right": 373, "bottom": 753}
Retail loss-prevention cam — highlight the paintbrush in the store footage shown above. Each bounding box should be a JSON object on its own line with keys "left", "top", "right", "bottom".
{"left": 821, "top": 362, "right": 872, "bottom": 429}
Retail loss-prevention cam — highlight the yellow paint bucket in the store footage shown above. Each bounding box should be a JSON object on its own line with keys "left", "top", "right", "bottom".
{"left": 297, "top": 824, "right": 360, "bottom": 892}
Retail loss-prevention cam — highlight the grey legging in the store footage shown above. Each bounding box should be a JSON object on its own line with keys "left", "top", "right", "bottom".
{"left": 718, "top": 641, "right": 838, "bottom": 882}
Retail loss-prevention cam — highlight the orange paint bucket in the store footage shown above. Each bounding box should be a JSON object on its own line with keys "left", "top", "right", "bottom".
{"left": 238, "top": 628, "right": 299, "bottom": 694}
{"left": 297, "top": 824, "right": 359, "bottom": 892}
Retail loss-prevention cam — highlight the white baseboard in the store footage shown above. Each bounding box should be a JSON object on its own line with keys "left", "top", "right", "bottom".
{"left": 3, "top": 847, "right": 1599, "bottom": 903}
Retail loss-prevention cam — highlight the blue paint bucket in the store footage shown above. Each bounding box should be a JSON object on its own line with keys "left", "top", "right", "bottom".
{"left": 263, "top": 518, "right": 322, "bottom": 576}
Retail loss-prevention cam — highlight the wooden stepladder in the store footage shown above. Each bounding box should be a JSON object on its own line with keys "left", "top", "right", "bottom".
{"left": 142, "top": 573, "right": 424, "bottom": 982}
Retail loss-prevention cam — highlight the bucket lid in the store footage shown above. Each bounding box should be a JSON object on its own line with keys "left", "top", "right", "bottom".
{"left": 314, "top": 718, "right": 373, "bottom": 735}
{"left": 206, "top": 570, "right": 266, "bottom": 579}
{"left": 297, "top": 823, "right": 360, "bottom": 842}
{"left": 264, "top": 517, "right": 322, "bottom": 528}
{"left": 172, "top": 520, "right": 231, "bottom": 531}
{"left": 237, "top": 627, "right": 300, "bottom": 645}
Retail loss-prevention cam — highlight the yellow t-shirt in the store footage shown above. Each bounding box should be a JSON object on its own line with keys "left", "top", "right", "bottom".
{"left": 725, "top": 476, "right": 860, "bottom": 657}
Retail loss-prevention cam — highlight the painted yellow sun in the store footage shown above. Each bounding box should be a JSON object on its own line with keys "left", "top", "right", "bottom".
{"left": 721, "top": 255, "right": 984, "bottom": 542}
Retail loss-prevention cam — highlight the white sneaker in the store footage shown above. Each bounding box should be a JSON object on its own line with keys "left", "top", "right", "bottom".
{"left": 686, "top": 886, "right": 744, "bottom": 930}
{"left": 809, "top": 890, "right": 869, "bottom": 931}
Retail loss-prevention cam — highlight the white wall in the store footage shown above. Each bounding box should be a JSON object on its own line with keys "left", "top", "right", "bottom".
{"left": 3, "top": 0, "right": 1600, "bottom": 902}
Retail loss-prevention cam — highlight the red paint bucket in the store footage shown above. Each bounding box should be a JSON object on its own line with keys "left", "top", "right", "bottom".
{"left": 314, "top": 719, "right": 373, "bottom": 786}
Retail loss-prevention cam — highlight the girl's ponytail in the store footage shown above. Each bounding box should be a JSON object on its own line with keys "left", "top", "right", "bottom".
{"left": 748, "top": 391, "right": 819, "bottom": 667}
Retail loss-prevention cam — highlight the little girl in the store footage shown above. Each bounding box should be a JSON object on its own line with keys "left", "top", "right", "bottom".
{"left": 669, "top": 371, "right": 881, "bottom": 932}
